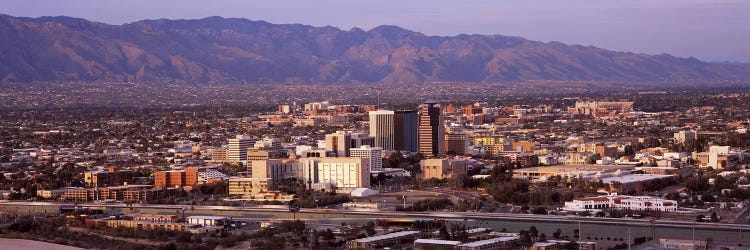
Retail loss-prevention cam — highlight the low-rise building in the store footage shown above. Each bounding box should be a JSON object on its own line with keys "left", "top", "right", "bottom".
{"left": 564, "top": 195, "right": 677, "bottom": 212}
{"left": 346, "top": 231, "right": 421, "bottom": 249}
{"left": 456, "top": 236, "right": 520, "bottom": 250}
{"left": 420, "top": 158, "right": 467, "bottom": 180}
{"left": 414, "top": 239, "right": 461, "bottom": 250}
{"left": 658, "top": 239, "right": 707, "bottom": 250}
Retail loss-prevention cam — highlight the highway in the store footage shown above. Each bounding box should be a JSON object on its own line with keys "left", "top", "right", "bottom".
{"left": 1, "top": 201, "right": 748, "bottom": 243}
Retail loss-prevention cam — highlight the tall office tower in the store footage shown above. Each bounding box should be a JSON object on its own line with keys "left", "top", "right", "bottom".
{"left": 394, "top": 110, "right": 418, "bottom": 152}
{"left": 418, "top": 100, "right": 445, "bottom": 158}
{"left": 350, "top": 145, "right": 383, "bottom": 171}
{"left": 228, "top": 135, "right": 256, "bottom": 163}
{"left": 369, "top": 110, "right": 395, "bottom": 150}
{"left": 325, "top": 131, "right": 351, "bottom": 157}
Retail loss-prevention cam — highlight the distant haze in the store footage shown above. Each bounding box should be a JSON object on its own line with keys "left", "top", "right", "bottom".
{"left": 2, "top": 0, "right": 750, "bottom": 62}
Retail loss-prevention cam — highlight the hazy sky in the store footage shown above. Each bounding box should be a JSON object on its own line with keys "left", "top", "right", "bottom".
{"left": 3, "top": 0, "right": 749, "bottom": 62}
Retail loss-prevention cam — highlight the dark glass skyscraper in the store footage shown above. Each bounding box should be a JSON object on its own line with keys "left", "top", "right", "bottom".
{"left": 394, "top": 110, "right": 418, "bottom": 152}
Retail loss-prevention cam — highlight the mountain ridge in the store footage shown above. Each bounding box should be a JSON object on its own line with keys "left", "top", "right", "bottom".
{"left": 1, "top": 14, "right": 748, "bottom": 84}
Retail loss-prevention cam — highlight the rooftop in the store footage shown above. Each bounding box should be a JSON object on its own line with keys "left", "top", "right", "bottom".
{"left": 414, "top": 239, "right": 461, "bottom": 245}
{"left": 354, "top": 230, "right": 420, "bottom": 243}
{"left": 457, "top": 236, "right": 520, "bottom": 247}
{"left": 600, "top": 174, "right": 674, "bottom": 184}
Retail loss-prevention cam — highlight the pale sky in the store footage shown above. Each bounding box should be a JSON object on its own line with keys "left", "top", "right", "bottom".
{"left": 2, "top": 0, "right": 749, "bottom": 62}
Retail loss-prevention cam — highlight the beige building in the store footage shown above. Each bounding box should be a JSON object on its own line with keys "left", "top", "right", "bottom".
{"left": 251, "top": 159, "right": 293, "bottom": 185}
{"left": 420, "top": 158, "right": 468, "bottom": 180}
{"left": 325, "top": 131, "right": 352, "bottom": 157}
{"left": 569, "top": 100, "right": 633, "bottom": 117}
{"left": 206, "top": 148, "right": 228, "bottom": 163}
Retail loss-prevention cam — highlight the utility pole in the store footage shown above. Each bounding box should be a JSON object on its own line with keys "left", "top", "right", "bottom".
{"left": 628, "top": 228, "right": 632, "bottom": 250}
{"left": 578, "top": 221, "right": 582, "bottom": 250}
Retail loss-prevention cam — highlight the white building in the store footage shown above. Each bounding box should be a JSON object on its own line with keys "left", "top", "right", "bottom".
{"left": 292, "top": 157, "right": 370, "bottom": 193}
{"left": 186, "top": 216, "right": 230, "bottom": 226}
{"left": 564, "top": 194, "right": 678, "bottom": 212}
{"left": 350, "top": 187, "right": 379, "bottom": 197}
{"left": 197, "top": 169, "right": 228, "bottom": 183}
{"left": 228, "top": 135, "right": 256, "bottom": 163}
{"left": 369, "top": 110, "right": 395, "bottom": 150}
{"left": 350, "top": 145, "right": 383, "bottom": 171}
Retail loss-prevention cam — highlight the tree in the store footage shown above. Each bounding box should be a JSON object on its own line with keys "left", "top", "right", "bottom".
{"left": 439, "top": 225, "right": 450, "bottom": 240}
{"left": 532, "top": 207, "right": 547, "bottom": 215}
{"left": 710, "top": 212, "right": 720, "bottom": 222}
{"left": 529, "top": 226, "right": 539, "bottom": 240}
{"left": 538, "top": 233, "right": 547, "bottom": 242}
{"left": 519, "top": 230, "right": 532, "bottom": 247}
{"left": 364, "top": 221, "right": 377, "bottom": 236}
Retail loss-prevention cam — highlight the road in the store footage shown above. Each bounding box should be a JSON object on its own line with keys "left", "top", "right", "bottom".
{"left": 1, "top": 201, "right": 748, "bottom": 244}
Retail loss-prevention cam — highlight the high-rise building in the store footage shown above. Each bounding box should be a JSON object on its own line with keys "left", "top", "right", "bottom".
{"left": 418, "top": 100, "right": 445, "bottom": 158}
{"left": 325, "top": 131, "right": 352, "bottom": 157}
{"left": 228, "top": 135, "right": 256, "bottom": 163}
{"left": 350, "top": 145, "right": 383, "bottom": 171}
{"left": 445, "top": 132, "right": 468, "bottom": 155}
{"left": 394, "top": 110, "right": 418, "bottom": 152}
{"left": 369, "top": 110, "right": 395, "bottom": 150}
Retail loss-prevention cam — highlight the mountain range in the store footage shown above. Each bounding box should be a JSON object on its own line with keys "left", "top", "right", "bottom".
{"left": 1, "top": 14, "right": 748, "bottom": 84}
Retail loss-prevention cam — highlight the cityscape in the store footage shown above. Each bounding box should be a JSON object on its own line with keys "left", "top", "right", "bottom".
{"left": 2, "top": 1, "right": 750, "bottom": 250}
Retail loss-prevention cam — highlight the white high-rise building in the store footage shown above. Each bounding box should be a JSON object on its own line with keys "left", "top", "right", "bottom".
{"left": 228, "top": 135, "right": 256, "bottom": 163}
{"left": 369, "top": 110, "right": 395, "bottom": 151}
{"left": 350, "top": 145, "right": 383, "bottom": 171}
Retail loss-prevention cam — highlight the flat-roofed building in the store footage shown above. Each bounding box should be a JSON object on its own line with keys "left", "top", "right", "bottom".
{"left": 228, "top": 135, "right": 256, "bottom": 163}
{"left": 206, "top": 148, "right": 228, "bottom": 163}
{"left": 564, "top": 195, "right": 677, "bottom": 212}
{"left": 346, "top": 230, "right": 421, "bottom": 249}
{"left": 394, "top": 110, "right": 418, "bottom": 152}
{"left": 251, "top": 159, "right": 293, "bottom": 186}
{"left": 350, "top": 145, "right": 383, "bottom": 171}
{"left": 370, "top": 110, "right": 395, "bottom": 150}
{"left": 153, "top": 168, "right": 200, "bottom": 188}
{"left": 84, "top": 167, "right": 135, "bottom": 188}
{"left": 445, "top": 132, "right": 468, "bottom": 155}
{"left": 414, "top": 239, "right": 460, "bottom": 250}
{"left": 659, "top": 239, "right": 707, "bottom": 250}
{"left": 418, "top": 100, "right": 445, "bottom": 158}
{"left": 292, "top": 157, "right": 370, "bottom": 193}
{"left": 326, "top": 131, "right": 352, "bottom": 157}
{"left": 420, "top": 158, "right": 467, "bottom": 180}
{"left": 456, "top": 236, "right": 520, "bottom": 250}
{"left": 513, "top": 165, "right": 636, "bottom": 180}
